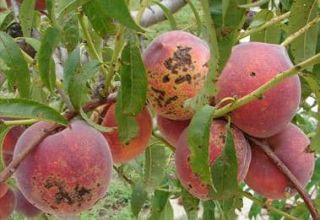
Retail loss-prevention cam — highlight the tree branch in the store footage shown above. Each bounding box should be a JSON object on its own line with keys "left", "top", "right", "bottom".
{"left": 0, "top": 93, "right": 117, "bottom": 184}
{"left": 281, "top": 16, "right": 320, "bottom": 47}
{"left": 113, "top": 165, "right": 133, "bottom": 185}
{"left": 152, "top": 131, "right": 176, "bottom": 152}
{"left": 238, "top": 12, "right": 291, "bottom": 40}
{"left": 131, "top": 0, "right": 187, "bottom": 27}
{"left": 249, "top": 138, "right": 320, "bottom": 220}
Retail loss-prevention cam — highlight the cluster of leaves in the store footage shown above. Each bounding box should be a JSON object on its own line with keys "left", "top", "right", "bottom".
{"left": 0, "top": 0, "right": 320, "bottom": 219}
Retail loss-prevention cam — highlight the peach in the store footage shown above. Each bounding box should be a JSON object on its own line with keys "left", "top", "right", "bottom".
{"left": 15, "top": 190, "right": 42, "bottom": 218}
{"left": 156, "top": 115, "right": 190, "bottom": 146}
{"left": 175, "top": 120, "right": 251, "bottom": 200}
{"left": 14, "top": 120, "right": 113, "bottom": 215}
{"left": 216, "top": 42, "right": 301, "bottom": 138}
{"left": 245, "top": 123, "right": 315, "bottom": 199}
{"left": 2, "top": 125, "right": 25, "bottom": 166}
{"left": 0, "top": 183, "right": 8, "bottom": 198}
{"left": 143, "top": 31, "right": 210, "bottom": 120}
{"left": 0, "top": 189, "right": 16, "bottom": 220}
{"left": 102, "top": 104, "right": 152, "bottom": 163}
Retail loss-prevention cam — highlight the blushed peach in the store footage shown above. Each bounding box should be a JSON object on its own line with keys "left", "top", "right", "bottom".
{"left": 144, "top": 31, "right": 210, "bottom": 120}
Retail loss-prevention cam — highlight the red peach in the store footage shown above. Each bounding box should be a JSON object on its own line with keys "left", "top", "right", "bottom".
{"left": 102, "top": 104, "right": 152, "bottom": 163}
{"left": 156, "top": 115, "right": 190, "bottom": 146}
{"left": 245, "top": 123, "right": 315, "bottom": 199}
{"left": 15, "top": 190, "right": 42, "bottom": 218}
{"left": 143, "top": 31, "right": 210, "bottom": 120}
{"left": 0, "top": 189, "right": 16, "bottom": 220}
{"left": 14, "top": 120, "right": 113, "bottom": 215}
{"left": 216, "top": 42, "right": 301, "bottom": 138}
{"left": 0, "top": 183, "right": 8, "bottom": 198}
{"left": 175, "top": 120, "right": 252, "bottom": 200}
{"left": 2, "top": 126, "right": 25, "bottom": 166}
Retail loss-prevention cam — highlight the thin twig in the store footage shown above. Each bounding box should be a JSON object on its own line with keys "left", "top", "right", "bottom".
{"left": 152, "top": 131, "right": 176, "bottom": 152}
{"left": 0, "top": 118, "right": 38, "bottom": 126}
{"left": 113, "top": 165, "right": 133, "bottom": 185}
{"left": 249, "top": 138, "right": 320, "bottom": 220}
{"left": 281, "top": 16, "right": 320, "bottom": 47}
{"left": 238, "top": 12, "right": 291, "bottom": 40}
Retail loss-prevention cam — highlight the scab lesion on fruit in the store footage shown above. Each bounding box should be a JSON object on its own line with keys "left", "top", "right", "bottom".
{"left": 162, "top": 74, "right": 170, "bottom": 83}
{"left": 163, "top": 46, "right": 195, "bottom": 75}
{"left": 174, "top": 74, "right": 192, "bottom": 85}
{"left": 250, "top": 72, "right": 256, "bottom": 77}
{"left": 164, "top": 96, "right": 178, "bottom": 107}
{"left": 43, "top": 177, "right": 92, "bottom": 207}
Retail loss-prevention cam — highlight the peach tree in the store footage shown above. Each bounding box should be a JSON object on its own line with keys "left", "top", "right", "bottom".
{"left": 0, "top": 0, "right": 320, "bottom": 219}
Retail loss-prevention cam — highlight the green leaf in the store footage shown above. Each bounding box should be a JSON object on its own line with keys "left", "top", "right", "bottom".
{"left": 131, "top": 182, "right": 148, "bottom": 217}
{"left": 56, "top": 0, "right": 91, "bottom": 19}
{"left": 0, "top": 11, "right": 14, "bottom": 31}
{"left": 149, "top": 186, "right": 171, "bottom": 220}
{"left": 83, "top": 0, "right": 116, "bottom": 37}
{"left": 288, "top": 0, "right": 318, "bottom": 66}
{"left": 180, "top": 187, "right": 200, "bottom": 220}
{"left": 219, "top": 197, "right": 242, "bottom": 219}
{"left": 0, "top": 31, "right": 30, "bottom": 98}
{"left": 302, "top": 75, "right": 320, "bottom": 153}
{"left": 62, "top": 13, "right": 80, "bottom": 52}
{"left": 288, "top": 202, "right": 310, "bottom": 220}
{"left": 144, "top": 144, "right": 167, "bottom": 192}
{"left": 115, "top": 92, "right": 139, "bottom": 144}
{"left": 37, "top": 26, "right": 60, "bottom": 92}
{"left": 309, "top": 158, "right": 320, "bottom": 186}
{"left": 269, "top": 200, "right": 285, "bottom": 220}
{"left": 63, "top": 47, "right": 81, "bottom": 92}
{"left": 185, "top": 0, "right": 219, "bottom": 111}
{"left": 248, "top": 201, "right": 261, "bottom": 219}
{"left": 158, "top": 200, "right": 173, "bottom": 220}
{"left": 210, "top": 124, "right": 239, "bottom": 200}
{"left": 120, "top": 40, "right": 147, "bottom": 115}
{"left": 152, "top": 1, "right": 177, "bottom": 30}
{"left": 68, "top": 60, "right": 100, "bottom": 110}
{"left": 202, "top": 200, "right": 216, "bottom": 220}
{"left": 0, "top": 125, "right": 11, "bottom": 172}
{"left": 0, "top": 99, "right": 67, "bottom": 125}
{"left": 79, "top": 108, "right": 113, "bottom": 133}
{"left": 45, "top": 0, "right": 54, "bottom": 22}
{"left": 19, "top": 0, "right": 36, "bottom": 37}
{"left": 187, "top": 105, "right": 215, "bottom": 187}
{"left": 210, "top": 0, "right": 249, "bottom": 70}
{"left": 312, "top": 24, "right": 320, "bottom": 83}
{"left": 83, "top": 0, "right": 143, "bottom": 32}
{"left": 186, "top": 0, "right": 202, "bottom": 36}
{"left": 250, "top": 10, "right": 281, "bottom": 44}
